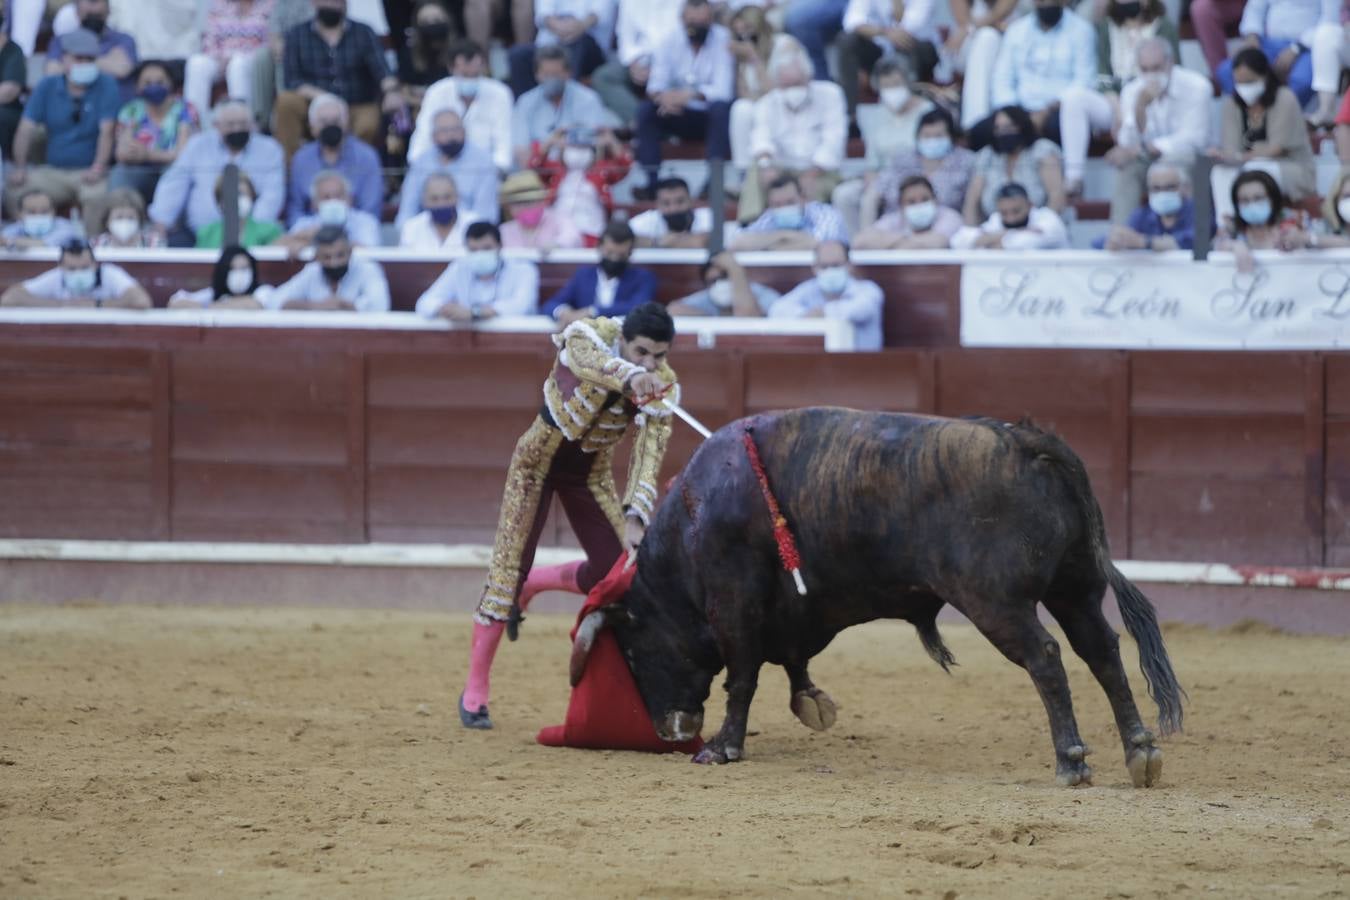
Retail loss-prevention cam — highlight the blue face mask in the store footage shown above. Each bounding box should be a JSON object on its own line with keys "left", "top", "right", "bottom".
{"left": 1148, "top": 190, "right": 1182, "bottom": 217}
{"left": 817, "top": 266, "right": 848, "bottom": 294}
{"left": 916, "top": 136, "right": 951, "bottom": 160}
{"left": 771, "top": 204, "right": 804, "bottom": 229}
{"left": 1237, "top": 200, "right": 1272, "bottom": 226}
{"left": 140, "top": 83, "right": 170, "bottom": 105}
{"left": 541, "top": 77, "right": 566, "bottom": 99}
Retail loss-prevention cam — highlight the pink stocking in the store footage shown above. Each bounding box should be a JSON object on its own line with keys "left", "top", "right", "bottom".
{"left": 518, "top": 559, "right": 584, "bottom": 611}
{"left": 462, "top": 620, "right": 505, "bottom": 711}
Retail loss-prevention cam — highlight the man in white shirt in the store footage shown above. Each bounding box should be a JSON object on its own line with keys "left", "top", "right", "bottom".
{"left": 408, "top": 40, "right": 514, "bottom": 171}
{"left": 415, "top": 221, "right": 541, "bottom": 320}
{"left": 630, "top": 177, "right": 714, "bottom": 248}
{"left": 737, "top": 37, "right": 847, "bottom": 222}
{"left": 838, "top": 0, "right": 939, "bottom": 116}
{"left": 592, "top": 0, "right": 681, "bottom": 125}
{"left": 634, "top": 0, "right": 734, "bottom": 198}
{"left": 768, "top": 240, "right": 885, "bottom": 351}
{"left": 397, "top": 108, "right": 499, "bottom": 228}
{"left": 0, "top": 239, "right": 152, "bottom": 308}
{"left": 950, "top": 182, "right": 1069, "bottom": 250}
{"left": 400, "top": 172, "right": 484, "bottom": 251}
{"left": 506, "top": 0, "right": 611, "bottom": 96}
{"left": 264, "top": 226, "right": 391, "bottom": 312}
{"left": 1105, "top": 38, "right": 1213, "bottom": 224}
{"left": 276, "top": 170, "right": 383, "bottom": 256}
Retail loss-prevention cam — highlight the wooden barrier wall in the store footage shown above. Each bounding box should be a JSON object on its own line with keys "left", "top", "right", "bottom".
{"left": 1, "top": 322, "right": 1344, "bottom": 566}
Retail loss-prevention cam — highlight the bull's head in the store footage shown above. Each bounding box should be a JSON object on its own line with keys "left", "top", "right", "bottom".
{"left": 569, "top": 577, "right": 721, "bottom": 743}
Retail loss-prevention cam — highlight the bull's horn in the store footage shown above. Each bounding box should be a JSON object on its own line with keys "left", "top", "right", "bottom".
{"left": 568, "top": 610, "right": 607, "bottom": 686}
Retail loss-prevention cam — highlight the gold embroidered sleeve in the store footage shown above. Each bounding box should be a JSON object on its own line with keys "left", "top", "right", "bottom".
{"left": 558, "top": 317, "right": 643, "bottom": 393}
{"left": 623, "top": 411, "right": 671, "bottom": 526}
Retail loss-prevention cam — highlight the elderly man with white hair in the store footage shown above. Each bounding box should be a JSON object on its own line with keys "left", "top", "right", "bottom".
{"left": 396, "top": 108, "right": 499, "bottom": 228}
{"left": 399, "top": 171, "right": 484, "bottom": 251}
{"left": 1099, "top": 159, "right": 1198, "bottom": 252}
{"left": 735, "top": 36, "right": 847, "bottom": 224}
{"left": 285, "top": 92, "right": 384, "bottom": 226}
{"left": 276, "top": 169, "right": 382, "bottom": 254}
{"left": 148, "top": 98, "right": 285, "bottom": 243}
{"left": 1104, "top": 37, "right": 1212, "bottom": 224}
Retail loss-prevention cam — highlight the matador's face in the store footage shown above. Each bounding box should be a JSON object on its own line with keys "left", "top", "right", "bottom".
{"left": 621, "top": 337, "right": 670, "bottom": 373}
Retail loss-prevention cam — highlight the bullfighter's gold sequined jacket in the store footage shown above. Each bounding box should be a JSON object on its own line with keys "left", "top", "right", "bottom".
{"left": 542, "top": 316, "right": 679, "bottom": 525}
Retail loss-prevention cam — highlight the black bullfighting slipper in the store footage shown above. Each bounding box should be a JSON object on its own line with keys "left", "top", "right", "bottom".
{"left": 506, "top": 604, "right": 525, "bottom": 642}
{"left": 458, "top": 694, "right": 493, "bottom": 730}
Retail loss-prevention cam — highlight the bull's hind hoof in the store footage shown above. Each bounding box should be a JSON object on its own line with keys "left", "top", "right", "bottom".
{"left": 1056, "top": 745, "right": 1093, "bottom": 787}
{"left": 1126, "top": 731, "right": 1164, "bottom": 788}
{"left": 791, "top": 688, "right": 838, "bottom": 732}
{"left": 692, "top": 744, "right": 740, "bottom": 765}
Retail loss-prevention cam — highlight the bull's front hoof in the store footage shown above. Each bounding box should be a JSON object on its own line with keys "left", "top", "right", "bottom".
{"left": 1055, "top": 745, "right": 1093, "bottom": 787}
{"left": 790, "top": 689, "right": 838, "bottom": 732}
{"left": 691, "top": 744, "right": 740, "bottom": 765}
{"left": 1125, "top": 731, "right": 1164, "bottom": 788}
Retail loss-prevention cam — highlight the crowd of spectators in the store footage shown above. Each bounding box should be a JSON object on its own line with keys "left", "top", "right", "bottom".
{"left": 2, "top": 0, "right": 1350, "bottom": 349}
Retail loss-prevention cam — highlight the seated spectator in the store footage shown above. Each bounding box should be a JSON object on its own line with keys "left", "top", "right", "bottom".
{"left": 92, "top": 187, "right": 165, "bottom": 248}
{"left": 1, "top": 189, "right": 79, "bottom": 249}
{"left": 511, "top": 45, "right": 619, "bottom": 170}
{"left": 397, "top": 109, "right": 498, "bottom": 227}
{"left": 149, "top": 99, "right": 285, "bottom": 243}
{"left": 591, "top": 0, "right": 680, "bottom": 126}
{"left": 1105, "top": 38, "right": 1211, "bottom": 224}
{"left": 732, "top": 173, "right": 850, "bottom": 250}
{"left": 399, "top": 171, "right": 484, "bottom": 250}
{"left": 0, "top": 238, "right": 151, "bottom": 308}
{"left": 279, "top": 169, "right": 381, "bottom": 253}
{"left": 947, "top": 0, "right": 1024, "bottom": 130}
{"left": 532, "top": 126, "right": 631, "bottom": 244}
{"left": 1058, "top": 0, "right": 1177, "bottom": 196}
{"left": 968, "top": 0, "right": 1096, "bottom": 151}
{"left": 167, "top": 245, "right": 265, "bottom": 310}
{"left": 251, "top": 0, "right": 314, "bottom": 132}
{"left": 634, "top": 0, "right": 735, "bottom": 201}
{"left": 1213, "top": 169, "right": 1301, "bottom": 270}
{"left": 274, "top": 0, "right": 404, "bottom": 159}
{"left": 667, "top": 251, "right": 779, "bottom": 316}
{"left": 264, "top": 225, "right": 390, "bottom": 311}
{"left": 951, "top": 182, "right": 1069, "bottom": 249}
{"left": 184, "top": 0, "right": 273, "bottom": 122}
{"left": 768, "top": 240, "right": 884, "bottom": 351}
{"left": 409, "top": 40, "right": 513, "bottom": 173}
{"left": 854, "top": 175, "right": 962, "bottom": 249}
{"left": 831, "top": 58, "right": 934, "bottom": 234}
{"left": 737, "top": 37, "right": 845, "bottom": 223}
{"left": 6, "top": 29, "right": 118, "bottom": 220}
{"left": 962, "top": 105, "right": 1065, "bottom": 225}
{"left": 630, "top": 176, "right": 714, "bottom": 248}
{"left": 497, "top": 169, "right": 585, "bottom": 249}
{"left": 542, "top": 220, "right": 655, "bottom": 325}
{"left": 872, "top": 108, "right": 974, "bottom": 229}
{"left": 1208, "top": 47, "right": 1316, "bottom": 226}
{"left": 0, "top": 21, "right": 26, "bottom": 159}
{"left": 196, "top": 171, "right": 285, "bottom": 248}
{"left": 285, "top": 93, "right": 383, "bottom": 225}
{"left": 838, "top": 0, "right": 939, "bottom": 117}
{"left": 1304, "top": 169, "right": 1350, "bottom": 248}
{"left": 44, "top": 0, "right": 137, "bottom": 93}
{"left": 397, "top": 0, "right": 456, "bottom": 112}
{"left": 726, "top": 5, "right": 774, "bottom": 172}
{"left": 507, "top": 0, "right": 610, "bottom": 96}
{"left": 109, "top": 60, "right": 198, "bottom": 203}
{"left": 1099, "top": 159, "right": 1197, "bottom": 251}
{"left": 1218, "top": 0, "right": 1342, "bottom": 122}
{"left": 415, "top": 221, "right": 541, "bottom": 319}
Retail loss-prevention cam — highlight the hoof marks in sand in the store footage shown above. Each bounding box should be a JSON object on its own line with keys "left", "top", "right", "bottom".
{"left": 791, "top": 689, "right": 838, "bottom": 732}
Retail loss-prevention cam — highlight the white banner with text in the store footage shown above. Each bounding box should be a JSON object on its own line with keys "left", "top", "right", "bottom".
{"left": 959, "top": 255, "right": 1350, "bottom": 349}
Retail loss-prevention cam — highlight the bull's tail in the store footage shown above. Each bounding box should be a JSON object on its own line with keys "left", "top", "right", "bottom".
{"left": 1008, "top": 419, "right": 1185, "bottom": 735}
{"left": 915, "top": 617, "right": 957, "bottom": 673}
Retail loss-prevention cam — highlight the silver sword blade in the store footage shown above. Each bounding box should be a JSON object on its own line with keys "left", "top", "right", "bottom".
{"left": 663, "top": 399, "right": 713, "bottom": 439}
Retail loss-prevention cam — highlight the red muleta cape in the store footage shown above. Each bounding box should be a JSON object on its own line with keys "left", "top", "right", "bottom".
{"left": 537, "top": 555, "right": 704, "bottom": 753}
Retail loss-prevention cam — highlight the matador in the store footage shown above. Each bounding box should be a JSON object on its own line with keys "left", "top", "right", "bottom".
{"left": 459, "top": 302, "right": 679, "bottom": 729}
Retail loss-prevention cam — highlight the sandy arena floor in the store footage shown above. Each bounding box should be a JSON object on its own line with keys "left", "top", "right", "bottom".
{"left": 1, "top": 604, "right": 1348, "bottom": 899}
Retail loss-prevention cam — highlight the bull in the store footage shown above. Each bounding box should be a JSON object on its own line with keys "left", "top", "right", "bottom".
{"left": 572, "top": 408, "right": 1185, "bottom": 787}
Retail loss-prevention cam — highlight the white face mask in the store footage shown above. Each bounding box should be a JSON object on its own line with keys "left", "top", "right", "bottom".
{"left": 880, "top": 85, "right": 911, "bottom": 111}
{"left": 467, "top": 249, "right": 500, "bottom": 276}
{"left": 708, "top": 279, "right": 733, "bottom": 308}
{"left": 63, "top": 267, "right": 97, "bottom": 295}
{"left": 1234, "top": 81, "right": 1265, "bottom": 105}
{"left": 226, "top": 268, "right": 253, "bottom": 295}
{"left": 317, "top": 199, "right": 349, "bottom": 226}
{"left": 107, "top": 217, "right": 140, "bottom": 242}
{"left": 23, "top": 213, "right": 54, "bottom": 237}
{"left": 782, "top": 85, "right": 809, "bottom": 108}
{"left": 904, "top": 200, "right": 937, "bottom": 231}
{"left": 1140, "top": 71, "right": 1168, "bottom": 93}
{"left": 237, "top": 195, "right": 254, "bottom": 220}
{"left": 562, "top": 146, "right": 594, "bottom": 170}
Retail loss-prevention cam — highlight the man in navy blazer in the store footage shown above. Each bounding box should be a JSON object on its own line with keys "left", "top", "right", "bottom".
{"left": 543, "top": 221, "right": 657, "bottom": 326}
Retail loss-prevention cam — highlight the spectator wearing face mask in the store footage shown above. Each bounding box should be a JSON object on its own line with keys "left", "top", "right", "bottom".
{"left": 108, "top": 60, "right": 198, "bottom": 204}
{"left": 397, "top": 108, "right": 499, "bottom": 228}
{"left": 409, "top": 40, "right": 514, "bottom": 173}
{"left": 399, "top": 171, "right": 484, "bottom": 250}
{"left": 667, "top": 251, "right": 779, "bottom": 317}
{"left": 168, "top": 245, "right": 266, "bottom": 310}
{"left": 831, "top": 58, "right": 934, "bottom": 235}
{"left": 732, "top": 172, "right": 850, "bottom": 251}
{"left": 415, "top": 221, "right": 540, "bottom": 319}
{"left": 854, "top": 175, "right": 962, "bottom": 249}
{"left": 962, "top": 105, "right": 1065, "bottom": 225}
{"left": 511, "top": 45, "right": 619, "bottom": 170}
{"left": 506, "top": 0, "right": 611, "bottom": 97}
{"left": 951, "top": 181, "right": 1068, "bottom": 250}
{"left": 871, "top": 108, "right": 974, "bottom": 230}
{"left": 397, "top": 0, "right": 457, "bottom": 111}
{"left": 530, "top": 126, "right": 632, "bottom": 246}
{"left": 285, "top": 93, "right": 383, "bottom": 226}
{"left": 1219, "top": 0, "right": 1343, "bottom": 123}
{"left": 1, "top": 189, "right": 79, "bottom": 250}
{"left": 769, "top": 240, "right": 884, "bottom": 351}
{"left": 92, "top": 188, "right": 165, "bottom": 248}
{"left": 277, "top": 169, "right": 381, "bottom": 254}
{"left": 837, "top": 0, "right": 940, "bottom": 118}
{"left": 43, "top": 0, "right": 138, "bottom": 93}
{"left": 1214, "top": 169, "right": 1305, "bottom": 272}
{"left": 6, "top": 29, "right": 118, "bottom": 220}
{"left": 264, "top": 225, "right": 390, "bottom": 311}
{"left": 628, "top": 177, "right": 714, "bottom": 249}
{"left": 1, "top": 238, "right": 151, "bottom": 309}
{"left": 196, "top": 172, "right": 284, "bottom": 249}
{"left": 497, "top": 169, "right": 585, "bottom": 250}
{"left": 1098, "top": 159, "right": 1198, "bottom": 251}
{"left": 542, "top": 220, "right": 656, "bottom": 327}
